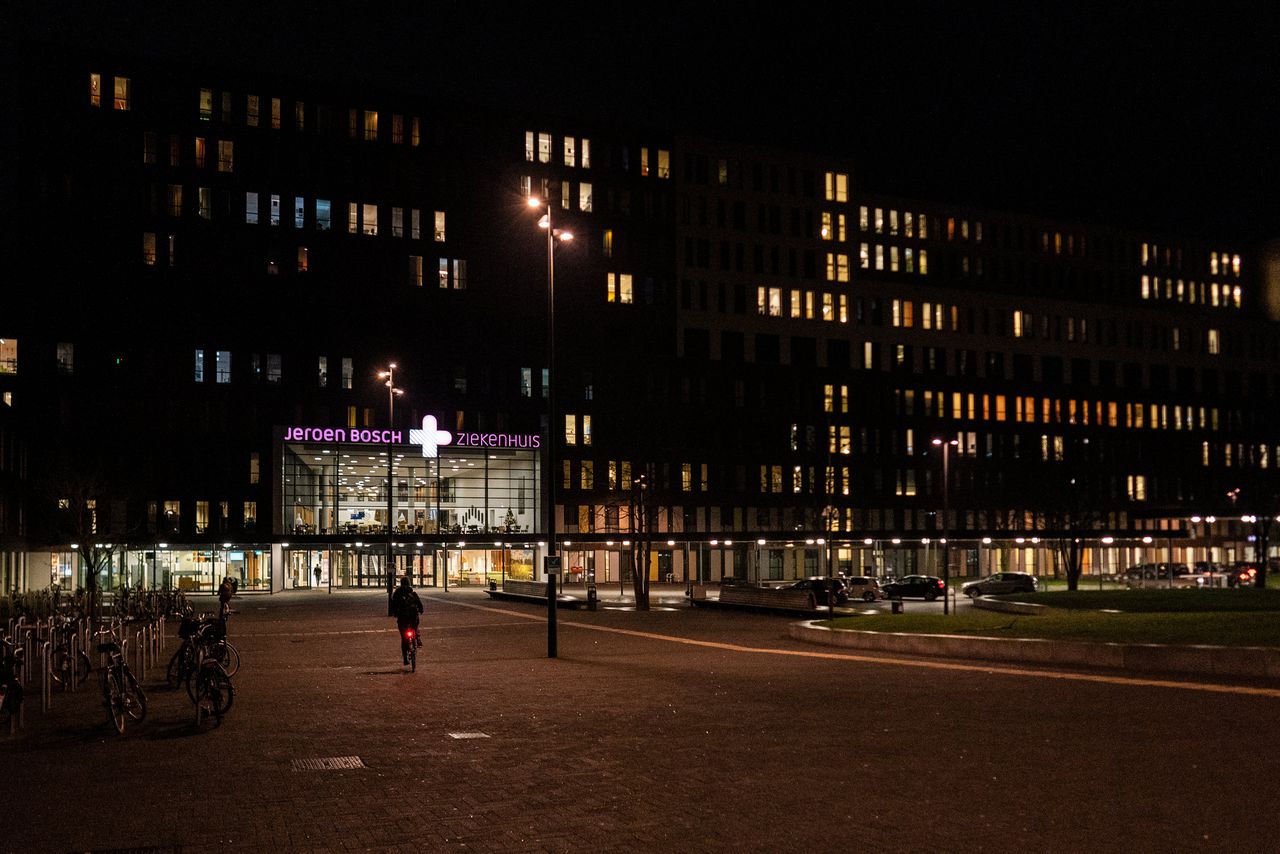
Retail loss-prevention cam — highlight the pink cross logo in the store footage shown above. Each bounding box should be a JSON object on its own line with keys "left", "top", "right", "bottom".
{"left": 409, "top": 415, "right": 453, "bottom": 458}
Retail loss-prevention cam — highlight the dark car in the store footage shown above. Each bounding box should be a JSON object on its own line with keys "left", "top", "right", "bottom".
{"left": 786, "top": 577, "right": 849, "bottom": 605}
{"left": 1227, "top": 563, "right": 1259, "bottom": 587}
{"left": 961, "top": 572, "right": 1038, "bottom": 598}
{"left": 881, "top": 575, "right": 946, "bottom": 601}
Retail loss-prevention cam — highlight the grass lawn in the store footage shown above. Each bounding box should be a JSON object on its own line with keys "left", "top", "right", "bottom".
{"left": 1006, "top": 588, "right": 1280, "bottom": 612}
{"left": 824, "top": 610, "right": 1280, "bottom": 647}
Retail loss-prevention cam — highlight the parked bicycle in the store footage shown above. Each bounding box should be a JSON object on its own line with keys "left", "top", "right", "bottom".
{"left": 50, "top": 616, "right": 92, "bottom": 687}
{"left": 166, "top": 612, "right": 239, "bottom": 693}
{"left": 95, "top": 627, "right": 146, "bottom": 734}
{"left": 190, "top": 644, "right": 234, "bottom": 727}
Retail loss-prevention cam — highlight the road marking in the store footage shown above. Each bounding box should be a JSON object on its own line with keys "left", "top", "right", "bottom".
{"left": 425, "top": 595, "right": 1280, "bottom": 699}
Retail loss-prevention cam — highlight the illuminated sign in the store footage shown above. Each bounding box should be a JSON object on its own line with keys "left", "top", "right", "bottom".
{"left": 283, "top": 417, "right": 541, "bottom": 458}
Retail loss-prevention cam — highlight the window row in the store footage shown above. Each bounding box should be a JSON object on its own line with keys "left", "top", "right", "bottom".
{"left": 755, "top": 287, "right": 849, "bottom": 323}
{"left": 859, "top": 244, "right": 930, "bottom": 274}
{"left": 193, "top": 350, "right": 355, "bottom": 387}
{"left": 858, "top": 206, "right": 935, "bottom": 239}
{"left": 408, "top": 256, "right": 468, "bottom": 289}
{"left": 524, "top": 131, "right": 593, "bottom": 168}
{"left": 1141, "top": 275, "right": 1242, "bottom": 309}
{"left": 519, "top": 176, "right": 593, "bottom": 212}
{"left": 89, "top": 73, "right": 130, "bottom": 110}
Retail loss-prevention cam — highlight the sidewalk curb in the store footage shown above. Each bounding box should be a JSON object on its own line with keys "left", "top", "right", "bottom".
{"left": 788, "top": 621, "right": 1280, "bottom": 679}
{"left": 970, "top": 596, "right": 1049, "bottom": 615}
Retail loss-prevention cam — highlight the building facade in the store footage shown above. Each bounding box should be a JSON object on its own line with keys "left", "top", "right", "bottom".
{"left": 4, "top": 46, "right": 1279, "bottom": 594}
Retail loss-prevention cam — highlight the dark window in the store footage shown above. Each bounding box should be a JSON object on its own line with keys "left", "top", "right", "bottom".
{"left": 790, "top": 337, "right": 816, "bottom": 367}
{"left": 722, "top": 331, "right": 745, "bottom": 362}
{"left": 755, "top": 334, "right": 780, "bottom": 364}
{"left": 827, "top": 339, "right": 850, "bottom": 369}
{"left": 684, "top": 328, "right": 710, "bottom": 361}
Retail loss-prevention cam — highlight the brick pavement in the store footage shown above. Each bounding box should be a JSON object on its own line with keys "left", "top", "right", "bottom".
{"left": 2, "top": 588, "right": 1278, "bottom": 853}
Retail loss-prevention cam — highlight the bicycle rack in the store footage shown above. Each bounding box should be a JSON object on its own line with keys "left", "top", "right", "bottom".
{"left": 67, "top": 632, "right": 81, "bottom": 693}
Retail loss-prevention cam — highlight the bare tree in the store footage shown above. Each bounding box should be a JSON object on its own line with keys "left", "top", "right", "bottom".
{"left": 623, "top": 464, "right": 659, "bottom": 611}
{"left": 41, "top": 470, "right": 131, "bottom": 616}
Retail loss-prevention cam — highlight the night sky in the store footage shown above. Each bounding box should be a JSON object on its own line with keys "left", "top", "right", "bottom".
{"left": 13, "top": 1, "right": 1280, "bottom": 244}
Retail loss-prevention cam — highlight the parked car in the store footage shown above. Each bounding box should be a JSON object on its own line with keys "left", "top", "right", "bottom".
{"left": 786, "top": 577, "right": 849, "bottom": 605}
{"left": 842, "top": 576, "right": 882, "bottom": 602}
{"left": 961, "top": 572, "right": 1038, "bottom": 598}
{"left": 1227, "top": 563, "right": 1258, "bottom": 587}
{"left": 881, "top": 575, "right": 946, "bottom": 601}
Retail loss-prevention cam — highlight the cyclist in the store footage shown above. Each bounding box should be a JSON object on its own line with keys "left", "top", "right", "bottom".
{"left": 390, "top": 576, "right": 423, "bottom": 665}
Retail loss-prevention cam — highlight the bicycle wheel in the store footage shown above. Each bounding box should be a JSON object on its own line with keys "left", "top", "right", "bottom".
{"left": 213, "top": 641, "right": 240, "bottom": 677}
{"left": 75, "top": 650, "right": 92, "bottom": 685}
{"left": 102, "top": 670, "right": 125, "bottom": 734}
{"left": 122, "top": 669, "right": 147, "bottom": 722}
{"left": 166, "top": 644, "right": 191, "bottom": 689}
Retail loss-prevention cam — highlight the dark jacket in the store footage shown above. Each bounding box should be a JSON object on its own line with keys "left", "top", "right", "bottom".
{"left": 391, "top": 586, "right": 423, "bottom": 624}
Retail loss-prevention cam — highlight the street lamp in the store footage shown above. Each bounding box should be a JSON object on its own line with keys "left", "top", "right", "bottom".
{"left": 377, "top": 362, "right": 404, "bottom": 616}
{"left": 528, "top": 195, "right": 573, "bottom": 657}
{"left": 932, "top": 437, "right": 958, "bottom": 614}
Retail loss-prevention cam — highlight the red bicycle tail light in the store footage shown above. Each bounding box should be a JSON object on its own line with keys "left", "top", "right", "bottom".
{"left": 405, "top": 629, "right": 415, "bottom": 640}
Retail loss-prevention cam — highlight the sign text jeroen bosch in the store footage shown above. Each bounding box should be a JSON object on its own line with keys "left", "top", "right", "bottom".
{"left": 284, "top": 415, "right": 541, "bottom": 458}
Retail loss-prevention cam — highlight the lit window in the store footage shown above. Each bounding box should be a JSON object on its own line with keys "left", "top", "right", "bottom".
{"left": 438, "top": 258, "right": 449, "bottom": 288}
{"left": 0, "top": 339, "right": 17, "bottom": 374}
{"left": 199, "top": 88, "right": 212, "bottom": 120}
{"left": 245, "top": 192, "right": 259, "bottom": 224}
{"left": 538, "top": 132, "right": 551, "bottom": 163}
{"left": 453, "top": 259, "right": 467, "bottom": 290}
{"left": 215, "top": 351, "right": 231, "bottom": 383}
{"left": 266, "top": 354, "right": 281, "bottom": 384}
{"left": 194, "top": 349, "right": 205, "bottom": 382}
{"left": 582, "top": 415, "right": 592, "bottom": 446}
{"left": 525, "top": 131, "right": 534, "bottom": 161}
{"left": 270, "top": 194, "right": 281, "bottom": 226}
{"left": 434, "top": 210, "right": 446, "bottom": 242}
{"left": 565, "top": 414, "right": 577, "bottom": 445}
{"left": 113, "top": 76, "right": 130, "bottom": 110}
{"left": 142, "top": 232, "right": 156, "bottom": 265}
{"left": 246, "top": 95, "right": 259, "bottom": 126}
{"left": 1207, "top": 329, "right": 1220, "bottom": 355}
{"left": 342, "top": 358, "right": 353, "bottom": 389}
{"left": 392, "top": 207, "right": 404, "bottom": 238}
{"left": 579, "top": 182, "right": 592, "bottom": 212}
{"left": 56, "top": 342, "right": 74, "bottom": 375}
{"left": 657, "top": 149, "right": 670, "bottom": 179}
{"left": 602, "top": 229, "right": 613, "bottom": 258}
{"left": 520, "top": 368, "right": 532, "bottom": 397}
{"left": 411, "top": 117, "right": 421, "bottom": 146}
{"left": 318, "top": 356, "right": 328, "bottom": 388}
{"left": 563, "top": 136, "right": 576, "bottom": 167}
{"left": 640, "top": 147, "right": 649, "bottom": 176}
{"left": 316, "top": 199, "right": 331, "bottom": 231}
{"left": 362, "top": 203, "right": 378, "bottom": 236}
{"left": 294, "top": 196, "right": 304, "bottom": 228}
{"left": 409, "top": 255, "right": 422, "bottom": 286}
{"left": 297, "top": 246, "right": 309, "bottom": 273}
{"left": 217, "top": 140, "right": 233, "bottom": 172}
{"left": 167, "top": 184, "right": 182, "bottom": 216}
{"left": 193, "top": 136, "right": 207, "bottom": 168}
{"left": 581, "top": 138, "right": 590, "bottom": 168}
{"left": 90, "top": 73, "right": 101, "bottom": 107}
{"left": 821, "top": 212, "right": 833, "bottom": 240}
{"left": 296, "top": 101, "right": 305, "bottom": 130}
{"left": 270, "top": 97, "right": 281, "bottom": 129}
{"left": 363, "top": 110, "right": 378, "bottom": 141}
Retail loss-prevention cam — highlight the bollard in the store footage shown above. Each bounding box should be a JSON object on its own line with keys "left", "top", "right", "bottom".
{"left": 891, "top": 598, "right": 904, "bottom": 614}
{"left": 586, "top": 583, "right": 598, "bottom": 611}
{"left": 41, "top": 641, "right": 51, "bottom": 713}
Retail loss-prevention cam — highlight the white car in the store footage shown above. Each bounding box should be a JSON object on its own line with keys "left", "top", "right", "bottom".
{"left": 842, "top": 576, "right": 882, "bottom": 602}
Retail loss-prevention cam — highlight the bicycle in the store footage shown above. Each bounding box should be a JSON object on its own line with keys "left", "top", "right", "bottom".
{"left": 49, "top": 617, "right": 91, "bottom": 687}
{"left": 191, "top": 648, "right": 233, "bottom": 728}
{"left": 166, "top": 612, "right": 239, "bottom": 691}
{"left": 401, "top": 624, "right": 418, "bottom": 672}
{"left": 95, "top": 627, "right": 146, "bottom": 734}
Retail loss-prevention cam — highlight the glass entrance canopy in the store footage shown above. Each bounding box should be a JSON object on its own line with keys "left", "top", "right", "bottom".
{"left": 281, "top": 438, "right": 541, "bottom": 538}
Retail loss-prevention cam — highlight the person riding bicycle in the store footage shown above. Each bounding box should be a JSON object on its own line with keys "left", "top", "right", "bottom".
{"left": 390, "top": 576, "right": 423, "bottom": 665}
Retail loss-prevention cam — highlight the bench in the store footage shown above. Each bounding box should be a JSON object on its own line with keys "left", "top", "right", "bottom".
{"left": 692, "top": 585, "right": 818, "bottom": 615}
{"left": 485, "top": 579, "right": 583, "bottom": 609}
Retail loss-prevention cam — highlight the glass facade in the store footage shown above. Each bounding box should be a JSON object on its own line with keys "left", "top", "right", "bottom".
{"left": 281, "top": 438, "right": 540, "bottom": 537}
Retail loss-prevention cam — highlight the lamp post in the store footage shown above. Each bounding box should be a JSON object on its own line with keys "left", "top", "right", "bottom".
{"left": 932, "top": 437, "right": 958, "bottom": 614}
{"left": 528, "top": 195, "right": 573, "bottom": 657}
{"left": 377, "top": 363, "right": 404, "bottom": 616}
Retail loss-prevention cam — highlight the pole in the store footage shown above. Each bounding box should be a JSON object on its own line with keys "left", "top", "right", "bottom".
{"left": 545, "top": 201, "right": 558, "bottom": 658}
{"left": 386, "top": 365, "right": 396, "bottom": 616}
{"left": 942, "top": 442, "right": 951, "bottom": 615}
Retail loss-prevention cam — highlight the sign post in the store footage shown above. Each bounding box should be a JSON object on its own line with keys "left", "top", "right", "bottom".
{"left": 545, "top": 556, "right": 561, "bottom": 658}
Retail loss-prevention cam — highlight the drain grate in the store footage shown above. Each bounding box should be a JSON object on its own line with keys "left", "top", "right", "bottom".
{"left": 448, "top": 732, "right": 490, "bottom": 740}
{"left": 291, "top": 755, "right": 366, "bottom": 771}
